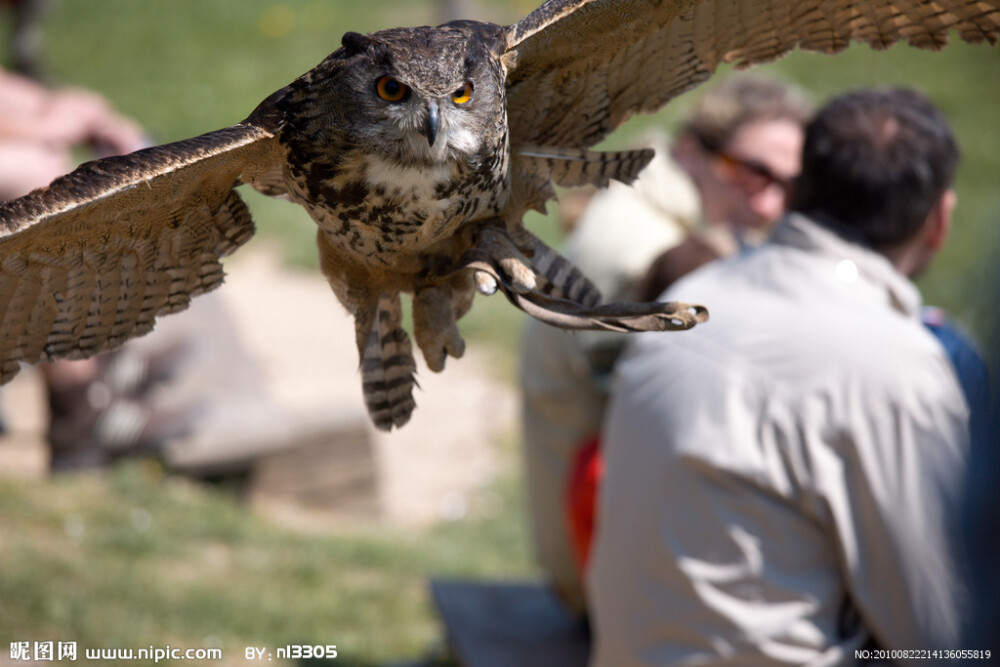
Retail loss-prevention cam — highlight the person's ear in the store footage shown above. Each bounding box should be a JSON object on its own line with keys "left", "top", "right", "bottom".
{"left": 925, "top": 189, "right": 956, "bottom": 251}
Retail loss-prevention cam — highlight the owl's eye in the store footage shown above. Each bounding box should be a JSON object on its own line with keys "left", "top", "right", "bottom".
{"left": 451, "top": 82, "right": 473, "bottom": 105}
{"left": 376, "top": 76, "right": 409, "bottom": 102}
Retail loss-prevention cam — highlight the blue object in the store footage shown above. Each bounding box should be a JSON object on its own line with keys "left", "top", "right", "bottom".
{"left": 922, "top": 307, "right": 991, "bottom": 441}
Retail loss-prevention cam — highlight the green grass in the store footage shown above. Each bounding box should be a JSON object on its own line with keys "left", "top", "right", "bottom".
{"left": 0, "top": 458, "right": 534, "bottom": 665}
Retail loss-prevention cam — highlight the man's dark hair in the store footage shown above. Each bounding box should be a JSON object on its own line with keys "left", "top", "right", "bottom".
{"left": 789, "top": 87, "right": 959, "bottom": 251}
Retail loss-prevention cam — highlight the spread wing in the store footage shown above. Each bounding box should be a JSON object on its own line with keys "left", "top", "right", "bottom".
{"left": 502, "top": 0, "right": 1000, "bottom": 148}
{"left": 0, "top": 122, "right": 281, "bottom": 385}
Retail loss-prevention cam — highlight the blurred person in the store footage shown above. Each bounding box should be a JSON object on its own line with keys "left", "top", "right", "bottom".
{"left": 0, "top": 66, "right": 146, "bottom": 198}
{"left": 519, "top": 75, "right": 812, "bottom": 612}
{"left": 921, "top": 306, "right": 990, "bottom": 441}
{"left": 961, "top": 360, "right": 999, "bottom": 653}
{"left": 960, "top": 221, "right": 999, "bottom": 653}
{"left": 591, "top": 87, "right": 970, "bottom": 665}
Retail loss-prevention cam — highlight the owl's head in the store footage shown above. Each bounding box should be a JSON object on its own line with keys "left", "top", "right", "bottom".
{"left": 336, "top": 24, "right": 506, "bottom": 165}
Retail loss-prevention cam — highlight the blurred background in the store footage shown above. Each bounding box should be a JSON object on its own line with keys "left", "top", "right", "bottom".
{"left": 0, "top": 0, "right": 997, "bottom": 665}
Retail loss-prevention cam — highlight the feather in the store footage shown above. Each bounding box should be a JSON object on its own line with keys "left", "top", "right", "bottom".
{"left": 0, "top": 145, "right": 259, "bottom": 385}
{"left": 517, "top": 145, "right": 654, "bottom": 188}
{"left": 504, "top": 0, "right": 1000, "bottom": 149}
{"left": 517, "top": 228, "right": 602, "bottom": 307}
{"left": 360, "top": 292, "right": 418, "bottom": 431}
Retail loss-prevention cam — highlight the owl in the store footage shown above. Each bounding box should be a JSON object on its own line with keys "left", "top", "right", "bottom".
{"left": 1, "top": 0, "right": 997, "bottom": 430}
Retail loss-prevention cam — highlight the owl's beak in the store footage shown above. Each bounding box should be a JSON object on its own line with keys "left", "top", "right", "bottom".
{"left": 423, "top": 100, "right": 440, "bottom": 147}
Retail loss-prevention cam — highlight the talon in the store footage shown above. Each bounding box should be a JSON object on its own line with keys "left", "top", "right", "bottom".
{"left": 499, "top": 257, "right": 537, "bottom": 293}
{"left": 477, "top": 225, "right": 538, "bottom": 294}
{"left": 444, "top": 327, "right": 466, "bottom": 360}
{"left": 413, "top": 283, "right": 468, "bottom": 373}
{"left": 423, "top": 324, "right": 465, "bottom": 373}
{"left": 425, "top": 346, "right": 447, "bottom": 373}
{"left": 475, "top": 271, "right": 498, "bottom": 296}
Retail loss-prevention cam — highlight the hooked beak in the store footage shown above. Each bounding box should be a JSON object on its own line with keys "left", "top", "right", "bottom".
{"left": 424, "top": 100, "right": 440, "bottom": 147}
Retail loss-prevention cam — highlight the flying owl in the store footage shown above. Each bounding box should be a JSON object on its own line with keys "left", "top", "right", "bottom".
{"left": 1, "top": 0, "right": 998, "bottom": 431}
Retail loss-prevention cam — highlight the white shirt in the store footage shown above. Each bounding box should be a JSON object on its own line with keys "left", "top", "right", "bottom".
{"left": 563, "top": 133, "right": 700, "bottom": 302}
{"left": 590, "top": 213, "right": 969, "bottom": 666}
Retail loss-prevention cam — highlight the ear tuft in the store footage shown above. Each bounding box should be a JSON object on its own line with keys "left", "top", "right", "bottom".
{"left": 341, "top": 32, "right": 371, "bottom": 53}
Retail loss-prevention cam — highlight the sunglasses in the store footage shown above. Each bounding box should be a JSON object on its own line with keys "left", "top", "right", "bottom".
{"left": 694, "top": 133, "right": 794, "bottom": 196}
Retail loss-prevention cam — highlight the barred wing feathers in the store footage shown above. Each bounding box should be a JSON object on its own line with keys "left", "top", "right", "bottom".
{"left": 502, "top": 0, "right": 1000, "bottom": 149}
{"left": 0, "top": 123, "right": 279, "bottom": 384}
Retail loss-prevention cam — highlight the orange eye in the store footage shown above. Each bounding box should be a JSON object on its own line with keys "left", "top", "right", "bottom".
{"left": 376, "top": 76, "right": 408, "bottom": 102}
{"left": 451, "top": 82, "right": 473, "bottom": 105}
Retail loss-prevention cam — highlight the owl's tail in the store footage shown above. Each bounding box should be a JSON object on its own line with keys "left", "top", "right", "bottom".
{"left": 359, "top": 292, "right": 418, "bottom": 431}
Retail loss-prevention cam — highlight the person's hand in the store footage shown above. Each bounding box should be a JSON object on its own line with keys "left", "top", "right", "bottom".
{"left": 0, "top": 69, "right": 149, "bottom": 198}
{"left": 42, "top": 87, "right": 148, "bottom": 156}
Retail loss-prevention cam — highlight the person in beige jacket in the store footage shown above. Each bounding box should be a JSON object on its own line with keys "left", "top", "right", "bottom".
{"left": 591, "top": 87, "right": 970, "bottom": 665}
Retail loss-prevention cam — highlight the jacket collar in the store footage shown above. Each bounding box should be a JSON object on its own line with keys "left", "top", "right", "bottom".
{"left": 770, "top": 212, "right": 923, "bottom": 318}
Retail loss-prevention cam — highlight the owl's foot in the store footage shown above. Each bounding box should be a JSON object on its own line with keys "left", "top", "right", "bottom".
{"left": 472, "top": 221, "right": 600, "bottom": 306}
{"left": 414, "top": 283, "right": 468, "bottom": 373}
{"left": 477, "top": 226, "right": 537, "bottom": 293}
{"left": 447, "top": 247, "right": 709, "bottom": 333}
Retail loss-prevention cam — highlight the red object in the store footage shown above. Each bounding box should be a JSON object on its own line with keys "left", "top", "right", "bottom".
{"left": 566, "top": 435, "right": 603, "bottom": 575}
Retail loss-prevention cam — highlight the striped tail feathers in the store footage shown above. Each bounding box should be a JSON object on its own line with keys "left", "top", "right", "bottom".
{"left": 516, "top": 145, "right": 654, "bottom": 189}
{"left": 358, "top": 292, "right": 418, "bottom": 432}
